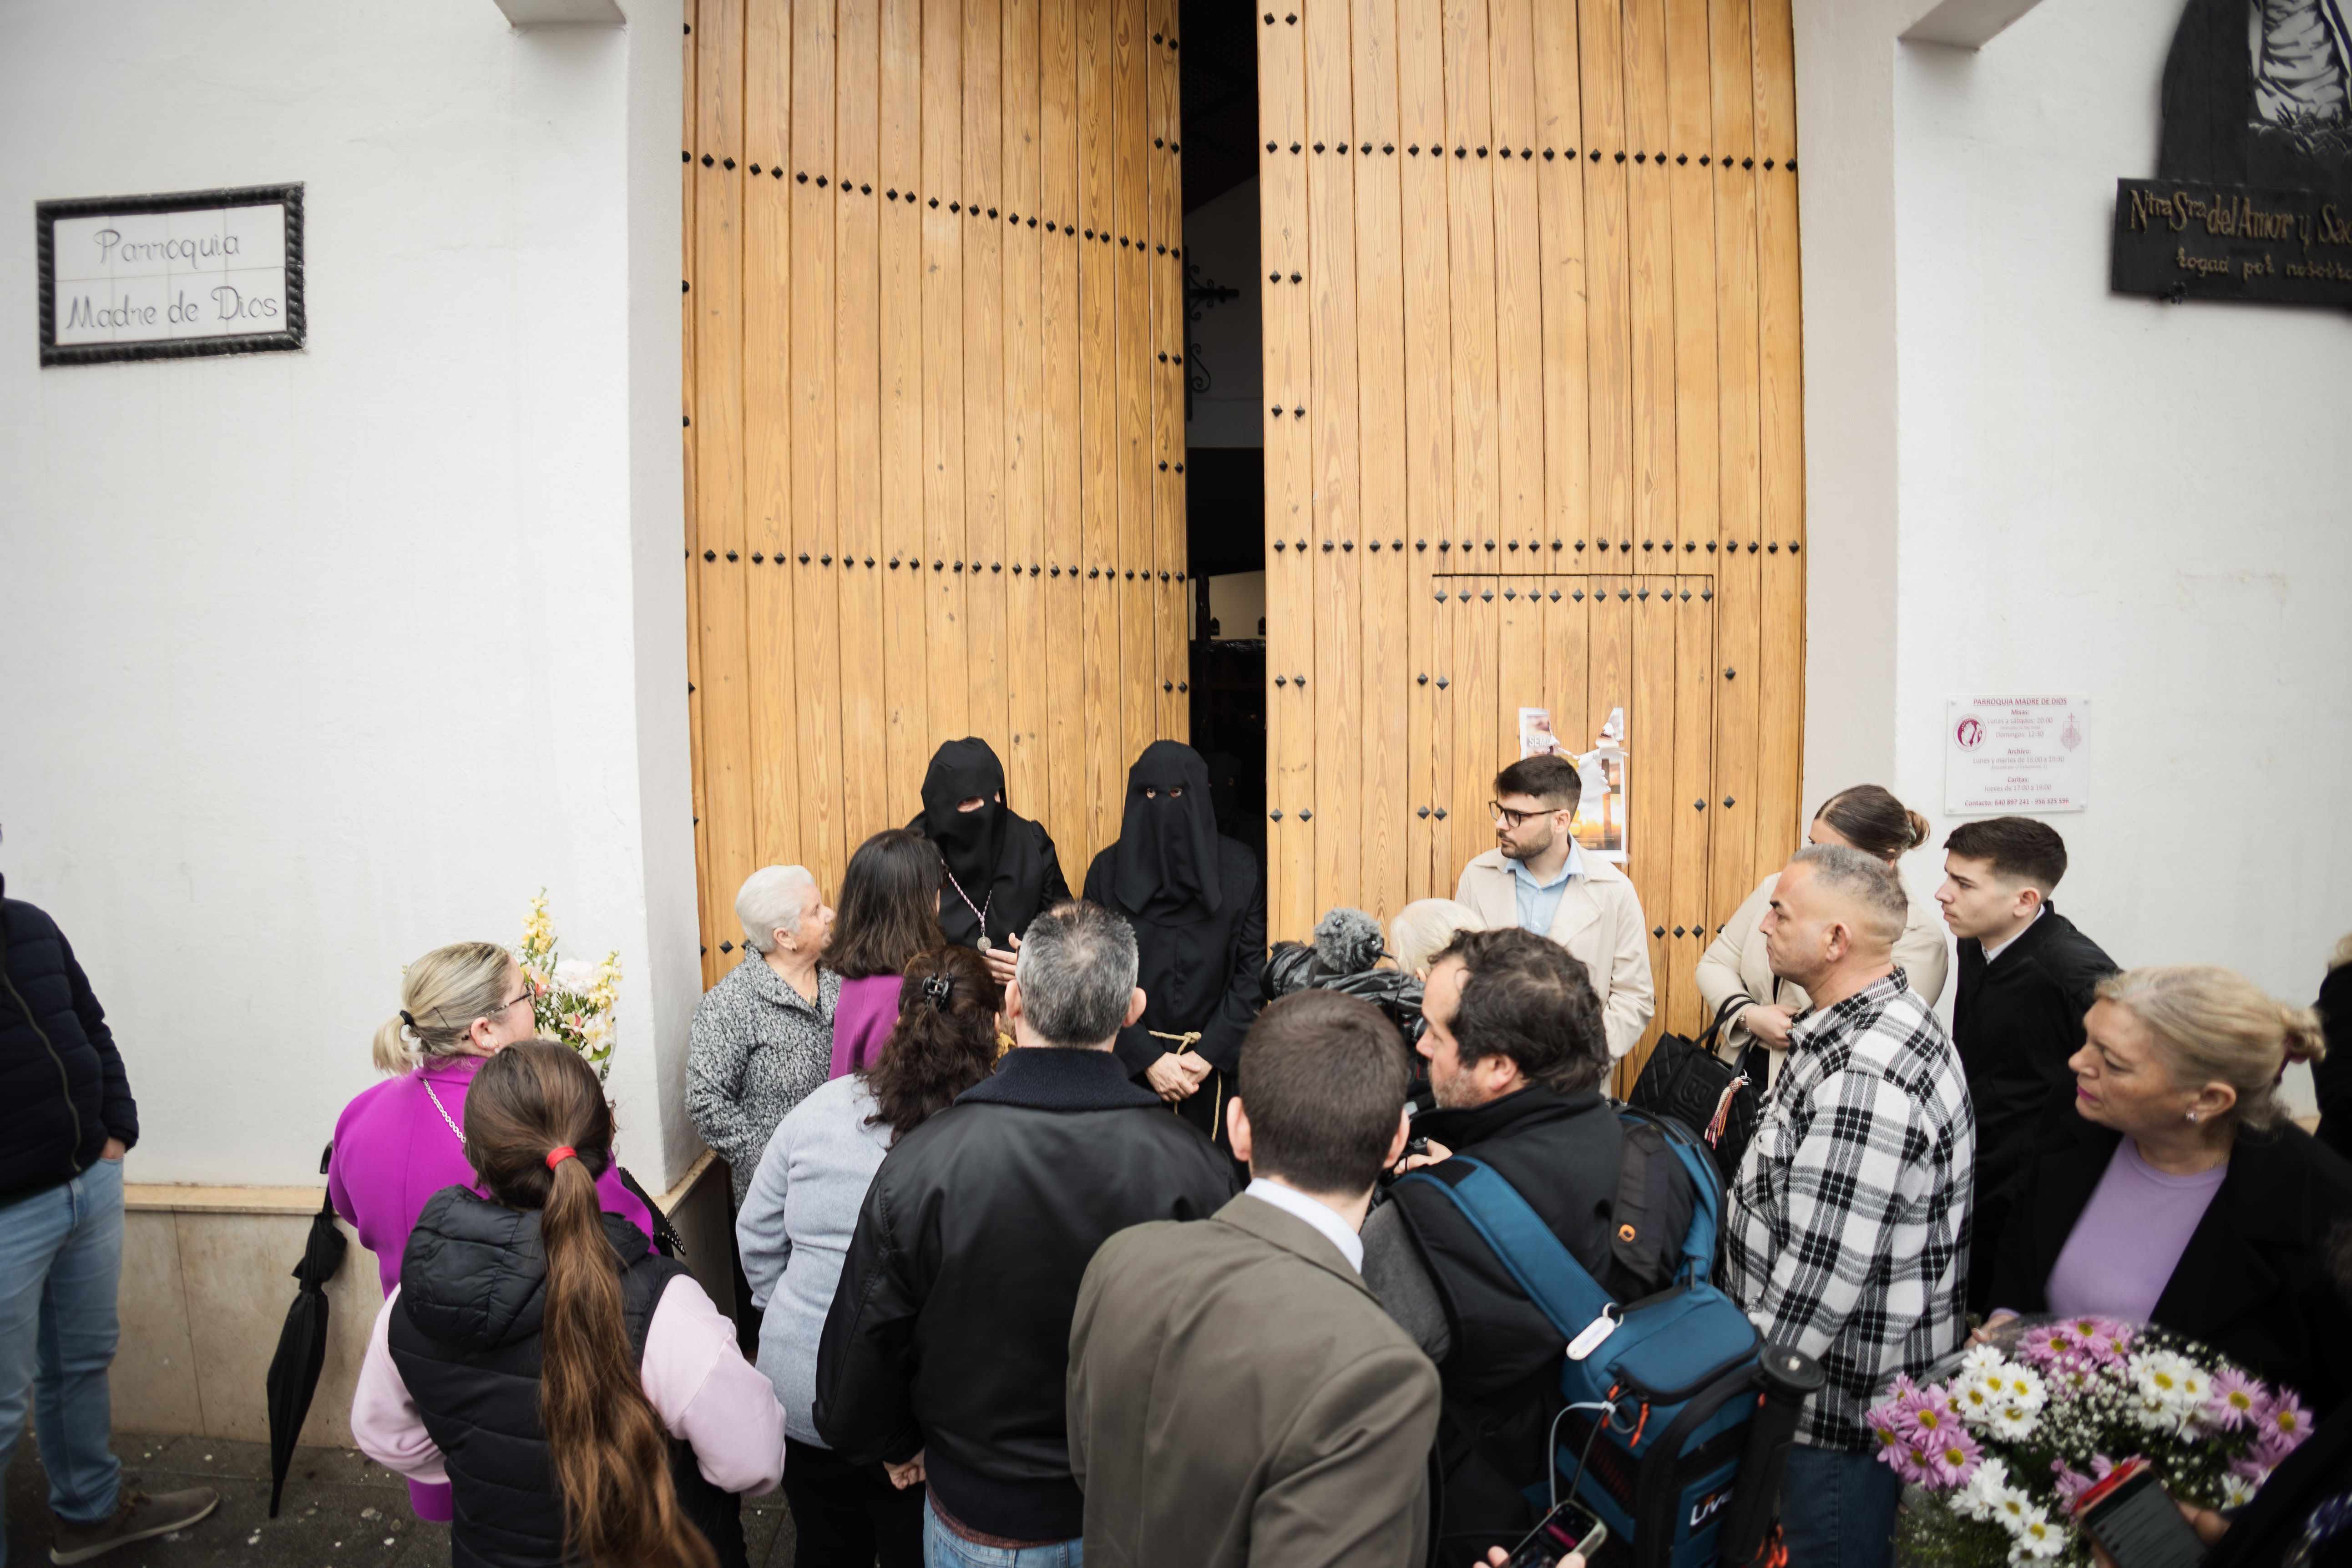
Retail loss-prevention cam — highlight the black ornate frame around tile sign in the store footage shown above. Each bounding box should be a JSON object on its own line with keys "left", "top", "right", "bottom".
{"left": 37, "top": 182, "right": 304, "bottom": 366}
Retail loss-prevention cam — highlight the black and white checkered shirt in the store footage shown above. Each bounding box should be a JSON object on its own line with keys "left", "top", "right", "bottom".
{"left": 1724, "top": 969, "right": 1974, "bottom": 1451}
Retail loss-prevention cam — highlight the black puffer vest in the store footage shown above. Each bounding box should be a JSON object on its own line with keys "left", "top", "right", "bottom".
{"left": 389, "top": 1188, "right": 744, "bottom": 1568}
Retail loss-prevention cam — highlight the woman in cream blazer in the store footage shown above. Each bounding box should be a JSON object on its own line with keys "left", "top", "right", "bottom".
{"left": 1695, "top": 785, "right": 1950, "bottom": 1085}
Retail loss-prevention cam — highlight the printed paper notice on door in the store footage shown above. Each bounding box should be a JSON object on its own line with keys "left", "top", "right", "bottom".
{"left": 1945, "top": 695, "right": 2089, "bottom": 815}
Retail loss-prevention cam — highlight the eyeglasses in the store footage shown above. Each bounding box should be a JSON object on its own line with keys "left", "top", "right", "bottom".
{"left": 501, "top": 985, "right": 537, "bottom": 1016}
{"left": 1489, "top": 801, "right": 1556, "bottom": 829}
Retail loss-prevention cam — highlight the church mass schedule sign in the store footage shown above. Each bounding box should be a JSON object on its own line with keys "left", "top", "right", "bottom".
{"left": 38, "top": 184, "right": 303, "bottom": 365}
{"left": 1945, "top": 696, "right": 2090, "bottom": 816}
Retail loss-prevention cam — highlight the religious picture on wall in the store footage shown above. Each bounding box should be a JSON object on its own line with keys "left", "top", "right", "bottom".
{"left": 1518, "top": 707, "right": 1563, "bottom": 759}
{"left": 1570, "top": 707, "right": 1629, "bottom": 864}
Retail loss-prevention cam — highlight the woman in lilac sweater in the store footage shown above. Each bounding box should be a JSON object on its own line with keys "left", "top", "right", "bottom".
{"left": 825, "top": 831, "right": 946, "bottom": 1079}
{"left": 330, "top": 941, "right": 652, "bottom": 1519}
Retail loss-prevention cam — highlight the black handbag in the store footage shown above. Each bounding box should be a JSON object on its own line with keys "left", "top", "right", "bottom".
{"left": 1627, "top": 997, "right": 1760, "bottom": 1187}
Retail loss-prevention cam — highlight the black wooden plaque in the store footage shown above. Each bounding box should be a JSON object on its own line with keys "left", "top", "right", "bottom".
{"left": 2112, "top": 179, "right": 2352, "bottom": 305}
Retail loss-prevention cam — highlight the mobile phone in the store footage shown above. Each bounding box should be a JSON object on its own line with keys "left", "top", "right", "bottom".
{"left": 1504, "top": 1498, "right": 1608, "bottom": 1567}
{"left": 2075, "top": 1460, "right": 2207, "bottom": 1568}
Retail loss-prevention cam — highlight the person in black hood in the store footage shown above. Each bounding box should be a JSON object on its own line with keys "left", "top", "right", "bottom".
{"left": 1082, "top": 741, "right": 1267, "bottom": 1146}
{"left": 351, "top": 1041, "right": 784, "bottom": 1568}
{"left": 907, "top": 738, "right": 1072, "bottom": 988}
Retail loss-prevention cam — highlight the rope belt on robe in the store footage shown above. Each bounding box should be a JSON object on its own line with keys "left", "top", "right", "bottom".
{"left": 1149, "top": 1029, "right": 1222, "bottom": 1138}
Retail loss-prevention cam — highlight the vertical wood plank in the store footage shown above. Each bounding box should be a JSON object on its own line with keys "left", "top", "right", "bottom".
{"left": 1580, "top": 0, "right": 1633, "bottom": 565}
{"left": 925, "top": 0, "right": 971, "bottom": 745}
{"left": 1441, "top": 0, "right": 1499, "bottom": 881}
{"left": 791, "top": 0, "right": 844, "bottom": 879}
{"left": 835, "top": 0, "right": 885, "bottom": 875}
{"left": 696, "top": 0, "right": 757, "bottom": 974}
{"left": 1002, "top": 0, "right": 1047, "bottom": 815}
{"left": 1751, "top": 0, "right": 1805, "bottom": 882}
{"left": 1707, "top": 0, "right": 1761, "bottom": 935}
{"left": 963, "top": 0, "right": 1010, "bottom": 766}
{"left": 1626, "top": 571, "right": 1676, "bottom": 1076}
{"left": 1306, "top": 0, "right": 1361, "bottom": 918}
{"left": 1150, "top": 2, "right": 1182, "bottom": 744}
{"left": 1114, "top": 0, "right": 1151, "bottom": 789}
{"left": 1260, "top": 8, "right": 1316, "bottom": 938}
{"left": 1545, "top": 578, "right": 1591, "bottom": 777}
{"left": 1352, "top": 0, "right": 1406, "bottom": 920}
{"left": 746, "top": 0, "right": 799, "bottom": 882}
{"left": 1486, "top": 0, "right": 1542, "bottom": 556}
{"left": 1623, "top": 0, "right": 1678, "bottom": 567}
{"left": 1040, "top": 0, "right": 1086, "bottom": 864}
{"left": 683, "top": 0, "right": 715, "bottom": 984}
{"left": 1532, "top": 0, "right": 1590, "bottom": 561}
{"left": 1397, "top": 0, "right": 1452, "bottom": 899}
{"left": 879, "top": 0, "right": 928, "bottom": 824}
{"left": 1669, "top": 574, "right": 1716, "bottom": 1034}
{"left": 1078, "top": 0, "right": 1120, "bottom": 856}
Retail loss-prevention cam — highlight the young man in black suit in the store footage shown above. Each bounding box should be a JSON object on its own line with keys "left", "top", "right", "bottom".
{"left": 1936, "top": 817, "right": 2118, "bottom": 1313}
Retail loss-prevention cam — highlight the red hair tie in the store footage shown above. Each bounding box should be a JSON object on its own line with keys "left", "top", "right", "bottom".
{"left": 545, "top": 1146, "right": 578, "bottom": 1169}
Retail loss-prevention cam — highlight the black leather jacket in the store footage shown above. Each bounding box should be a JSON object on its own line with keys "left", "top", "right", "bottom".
{"left": 813, "top": 1047, "right": 1237, "bottom": 1543}
{"left": 1262, "top": 941, "right": 1426, "bottom": 1039}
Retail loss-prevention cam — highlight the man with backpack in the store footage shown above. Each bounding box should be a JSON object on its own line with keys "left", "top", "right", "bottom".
{"left": 1361, "top": 928, "right": 1696, "bottom": 1567}
{"left": 1726, "top": 846, "right": 1974, "bottom": 1568}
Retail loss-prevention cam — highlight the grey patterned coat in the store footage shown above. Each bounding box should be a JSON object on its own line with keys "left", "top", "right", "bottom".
{"left": 688, "top": 954, "right": 841, "bottom": 1203}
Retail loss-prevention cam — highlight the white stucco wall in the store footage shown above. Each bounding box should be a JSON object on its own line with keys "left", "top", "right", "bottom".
{"left": 0, "top": 0, "right": 701, "bottom": 1186}
{"left": 1797, "top": 0, "right": 2352, "bottom": 1095}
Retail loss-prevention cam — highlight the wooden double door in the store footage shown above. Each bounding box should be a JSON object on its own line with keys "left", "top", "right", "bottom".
{"left": 682, "top": 0, "right": 1809, "bottom": 1069}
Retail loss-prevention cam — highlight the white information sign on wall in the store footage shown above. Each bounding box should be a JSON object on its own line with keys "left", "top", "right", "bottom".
{"left": 39, "top": 185, "right": 303, "bottom": 365}
{"left": 1945, "top": 695, "right": 2089, "bottom": 814}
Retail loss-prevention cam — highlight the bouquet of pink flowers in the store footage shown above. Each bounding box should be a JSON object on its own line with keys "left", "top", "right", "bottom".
{"left": 1868, "top": 1315, "right": 2312, "bottom": 1566}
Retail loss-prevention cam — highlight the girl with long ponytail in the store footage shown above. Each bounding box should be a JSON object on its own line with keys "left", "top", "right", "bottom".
{"left": 352, "top": 1041, "right": 784, "bottom": 1568}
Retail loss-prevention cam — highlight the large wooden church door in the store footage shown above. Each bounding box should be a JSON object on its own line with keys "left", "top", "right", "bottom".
{"left": 682, "top": 0, "right": 1190, "bottom": 983}
{"left": 1258, "top": 0, "right": 1807, "bottom": 1077}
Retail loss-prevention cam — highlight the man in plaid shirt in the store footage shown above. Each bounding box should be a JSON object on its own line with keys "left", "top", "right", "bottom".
{"left": 1725, "top": 844, "right": 1974, "bottom": 1568}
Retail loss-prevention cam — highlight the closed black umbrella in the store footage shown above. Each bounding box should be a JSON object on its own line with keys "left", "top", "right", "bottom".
{"left": 265, "top": 1145, "right": 348, "bottom": 1518}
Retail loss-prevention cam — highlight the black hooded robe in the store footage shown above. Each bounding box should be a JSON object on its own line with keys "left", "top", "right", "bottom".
{"left": 907, "top": 737, "right": 1072, "bottom": 953}
{"left": 1081, "top": 742, "right": 1267, "bottom": 1146}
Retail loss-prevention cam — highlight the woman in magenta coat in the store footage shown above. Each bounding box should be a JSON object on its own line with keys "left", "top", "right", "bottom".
{"left": 824, "top": 831, "right": 947, "bottom": 1079}
{"left": 329, "top": 940, "right": 652, "bottom": 1520}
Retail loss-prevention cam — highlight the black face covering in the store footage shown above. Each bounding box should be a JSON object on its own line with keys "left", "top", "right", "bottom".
{"left": 918, "top": 738, "right": 1012, "bottom": 895}
{"left": 1111, "top": 741, "right": 1223, "bottom": 920}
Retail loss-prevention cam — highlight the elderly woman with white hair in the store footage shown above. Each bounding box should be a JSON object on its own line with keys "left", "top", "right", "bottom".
{"left": 688, "top": 865, "right": 839, "bottom": 1205}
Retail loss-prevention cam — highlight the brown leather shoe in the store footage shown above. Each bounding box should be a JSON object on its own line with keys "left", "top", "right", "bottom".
{"left": 48, "top": 1487, "right": 221, "bottom": 1564}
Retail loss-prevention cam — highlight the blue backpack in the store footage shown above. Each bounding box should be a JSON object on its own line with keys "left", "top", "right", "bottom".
{"left": 1401, "top": 1110, "right": 1816, "bottom": 1568}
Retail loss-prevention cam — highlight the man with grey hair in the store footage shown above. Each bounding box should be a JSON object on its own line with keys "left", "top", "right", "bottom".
{"left": 1724, "top": 845, "right": 1974, "bottom": 1568}
{"left": 688, "top": 863, "right": 838, "bottom": 1206}
{"left": 815, "top": 901, "right": 1235, "bottom": 1565}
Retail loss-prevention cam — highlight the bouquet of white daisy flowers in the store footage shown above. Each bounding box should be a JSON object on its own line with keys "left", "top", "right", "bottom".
{"left": 517, "top": 890, "right": 623, "bottom": 1082}
{"left": 1868, "top": 1315, "right": 2313, "bottom": 1567}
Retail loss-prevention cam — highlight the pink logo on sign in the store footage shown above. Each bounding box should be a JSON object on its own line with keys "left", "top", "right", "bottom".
{"left": 1954, "top": 717, "right": 1985, "bottom": 750}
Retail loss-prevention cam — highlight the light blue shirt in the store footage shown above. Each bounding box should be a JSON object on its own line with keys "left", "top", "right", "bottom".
{"left": 1243, "top": 1178, "right": 1365, "bottom": 1273}
{"left": 1507, "top": 843, "right": 1584, "bottom": 937}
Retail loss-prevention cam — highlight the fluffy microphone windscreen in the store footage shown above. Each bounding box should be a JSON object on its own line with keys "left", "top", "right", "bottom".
{"left": 1312, "top": 907, "right": 1386, "bottom": 976}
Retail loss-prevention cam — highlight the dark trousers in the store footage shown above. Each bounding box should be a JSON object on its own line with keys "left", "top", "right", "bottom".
{"left": 779, "top": 1436, "right": 924, "bottom": 1568}
{"left": 1777, "top": 1441, "right": 1901, "bottom": 1568}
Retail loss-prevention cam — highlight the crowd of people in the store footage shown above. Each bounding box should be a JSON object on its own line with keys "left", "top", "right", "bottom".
{"left": 5, "top": 740, "right": 2352, "bottom": 1568}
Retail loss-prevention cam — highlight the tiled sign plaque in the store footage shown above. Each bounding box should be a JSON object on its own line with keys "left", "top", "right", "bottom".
{"left": 38, "top": 183, "right": 304, "bottom": 365}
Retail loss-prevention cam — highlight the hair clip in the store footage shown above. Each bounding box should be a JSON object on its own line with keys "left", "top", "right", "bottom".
{"left": 922, "top": 974, "right": 953, "bottom": 1010}
{"left": 399, "top": 1009, "right": 418, "bottom": 1029}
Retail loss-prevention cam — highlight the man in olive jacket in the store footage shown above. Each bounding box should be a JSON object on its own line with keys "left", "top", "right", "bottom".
{"left": 1067, "top": 991, "right": 1442, "bottom": 1568}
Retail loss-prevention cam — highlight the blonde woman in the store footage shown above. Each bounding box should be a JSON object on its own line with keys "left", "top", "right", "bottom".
{"left": 1694, "top": 785, "right": 1949, "bottom": 1085}
{"left": 1985, "top": 966, "right": 2352, "bottom": 1408}
{"left": 329, "top": 941, "right": 652, "bottom": 1522}
{"left": 1389, "top": 899, "right": 1487, "bottom": 981}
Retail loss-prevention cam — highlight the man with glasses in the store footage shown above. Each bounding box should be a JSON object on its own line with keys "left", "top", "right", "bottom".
{"left": 1451, "top": 754, "right": 1654, "bottom": 1059}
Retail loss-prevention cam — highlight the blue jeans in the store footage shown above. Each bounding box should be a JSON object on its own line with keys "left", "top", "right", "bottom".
{"left": 922, "top": 1495, "right": 1082, "bottom": 1568}
{"left": 0, "top": 1157, "right": 126, "bottom": 1561}
{"left": 1778, "top": 1441, "right": 1901, "bottom": 1568}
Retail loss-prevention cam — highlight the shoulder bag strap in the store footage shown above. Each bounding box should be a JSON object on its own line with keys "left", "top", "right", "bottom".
{"left": 1398, "top": 1158, "right": 1616, "bottom": 1340}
